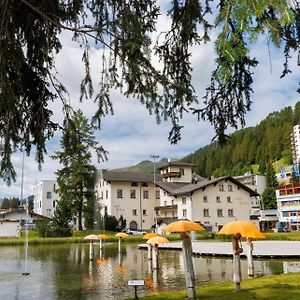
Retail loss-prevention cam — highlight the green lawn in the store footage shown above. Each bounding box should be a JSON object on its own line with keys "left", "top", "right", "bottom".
{"left": 129, "top": 272, "right": 300, "bottom": 300}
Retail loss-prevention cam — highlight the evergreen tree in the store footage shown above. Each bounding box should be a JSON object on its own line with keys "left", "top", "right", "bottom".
{"left": 53, "top": 110, "right": 105, "bottom": 231}
{"left": 52, "top": 197, "right": 73, "bottom": 236}
{"left": 1, "top": 1, "right": 300, "bottom": 183}
{"left": 261, "top": 187, "right": 277, "bottom": 210}
{"left": 265, "top": 160, "right": 278, "bottom": 188}
{"left": 1, "top": 198, "right": 10, "bottom": 209}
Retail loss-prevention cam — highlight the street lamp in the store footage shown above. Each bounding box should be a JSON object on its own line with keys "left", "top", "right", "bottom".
{"left": 151, "top": 155, "right": 159, "bottom": 233}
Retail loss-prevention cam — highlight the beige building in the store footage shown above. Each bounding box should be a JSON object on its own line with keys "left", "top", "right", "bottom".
{"left": 155, "top": 161, "right": 259, "bottom": 232}
{"left": 95, "top": 169, "right": 161, "bottom": 231}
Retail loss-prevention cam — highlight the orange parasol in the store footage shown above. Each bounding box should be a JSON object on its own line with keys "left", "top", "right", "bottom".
{"left": 164, "top": 220, "right": 205, "bottom": 233}
{"left": 146, "top": 236, "right": 169, "bottom": 246}
{"left": 143, "top": 233, "right": 160, "bottom": 240}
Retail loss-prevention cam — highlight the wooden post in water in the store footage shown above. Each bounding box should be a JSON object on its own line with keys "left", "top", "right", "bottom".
{"left": 232, "top": 233, "right": 242, "bottom": 292}
{"left": 89, "top": 241, "right": 94, "bottom": 261}
{"left": 247, "top": 237, "right": 254, "bottom": 277}
{"left": 152, "top": 244, "right": 159, "bottom": 270}
{"left": 99, "top": 238, "right": 103, "bottom": 250}
{"left": 181, "top": 232, "right": 196, "bottom": 299}
{"left": 147, "top": 244, "right": 152, "bottom": 260}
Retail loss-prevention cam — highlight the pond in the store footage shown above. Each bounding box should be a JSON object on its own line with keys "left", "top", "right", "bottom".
{"left": 1, "top": 242, "right": 300, "bottom": 300}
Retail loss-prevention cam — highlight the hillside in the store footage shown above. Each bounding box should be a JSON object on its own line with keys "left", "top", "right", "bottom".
{"left": 113, "top": 158, "right": 168, "bottom": 173}
{"left": 182, "top": 102, "right": 300, "bottom": 177}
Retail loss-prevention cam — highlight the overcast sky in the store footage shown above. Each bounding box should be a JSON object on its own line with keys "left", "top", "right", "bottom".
{"left": 1, "top": 4, "right": 300, "bottom": 199}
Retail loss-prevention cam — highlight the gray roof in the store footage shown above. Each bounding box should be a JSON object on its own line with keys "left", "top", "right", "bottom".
{"left": 103, "top": 170, "right": 162, "bottom": 183}
{"left": 156, "top": 176, "right": 259, "bottom": 197}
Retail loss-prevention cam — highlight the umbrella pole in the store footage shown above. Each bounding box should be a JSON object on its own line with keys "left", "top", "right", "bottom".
{"left": 89, "top": 241, "right": 94, "bottom": 261}
{"left": 99, "top": 238, "right": 103, "bottom": 250}
{"left": 181, "top": 232, "right": 196, "bottom": 299}
{"left": 118, "top": 238, "right": 122, "bottom": 253}
{"left": 147, "top": 244, "right": 152, "bottom": 260}
{"left": 247, "top": 237, "right": 254, "bottom": 277}
{"left": 232, "top": 233, "right": 242, "bottom": 292}
{"left": 152, "top": 244, "right": 158, "bottom": 270}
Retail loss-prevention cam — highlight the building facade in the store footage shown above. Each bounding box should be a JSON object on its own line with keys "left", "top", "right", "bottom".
{"left": 95, "top": 170, "right": 161, "bottom": 231}
{"left": 291, "top": 124, "right": 300, "bottom": 163}
{"left": 155, "top": 161, "right": 259, "bottom": 232}
{"left": 276, "top": 184, "right": 300, "bottom": 231}
{"left": 33, "top": 180, "right": 59, "bottom": 218}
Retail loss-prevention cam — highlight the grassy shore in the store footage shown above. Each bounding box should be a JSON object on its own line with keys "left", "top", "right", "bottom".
{"left": 127, "top": 272, "right": 300, "bottom": 300}
{"left": 1, "top": 231, "right": 300, "bottom": 246}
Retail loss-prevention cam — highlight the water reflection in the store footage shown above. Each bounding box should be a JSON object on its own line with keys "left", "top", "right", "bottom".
{"left": 1, "top": 243, "right": 300, "bottom": 300}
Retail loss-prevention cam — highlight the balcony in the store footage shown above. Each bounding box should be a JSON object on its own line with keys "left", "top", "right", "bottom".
{"left": 162, "top": 172, "right": 181, "bottom": 178}
{"left": 154, "top": 205, "right": 177, "bottom": 212}
{"left": 278, "top": 184, "right": 300, "bottom": 196}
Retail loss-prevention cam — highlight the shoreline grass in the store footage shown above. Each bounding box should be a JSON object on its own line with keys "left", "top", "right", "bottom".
{"left": 127, "top": 272, "right": 300, "bottom": 300}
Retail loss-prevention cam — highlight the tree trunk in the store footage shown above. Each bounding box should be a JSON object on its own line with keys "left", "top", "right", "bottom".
{"left": 232, "top": 233, "right": 242, "bottom": 292}
{"left": 89, "top": 241, "right": 93, "bottom": 261}
{"left": 181, "top": 232, "right": 196, "bottom": 299}
{"left": 152, "top": 244, "right": 159, "bottom": 270}
{"left": 147, "top": 244, "right": 152, "bottom": 260}
{"left": 77, "top": 183, "right": 84, "bottom": 230}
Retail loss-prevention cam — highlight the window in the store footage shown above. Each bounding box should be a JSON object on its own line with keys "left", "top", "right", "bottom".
{"left": 143, "top": 209, "right": 147, "bottom": 215}
{"left": 132, "top": 209, "right": 137, "bottom": 216}
{"left": 228, "top": 209, "right": 234, "bottom": 217}
{"left": 156, "top": 190, "right": 160, "bottom": 199}
{"left": 106, "top": 190, "right": 108, "bottom": 199}
{"left": 164, "top": 201, "right": 167, "bottom": 206}
{"left": 46, "top": 191, "right": 52, "bottom": 199}
{"left": 181, "top": 168, "right": 185, "bottom": 175}
{"left": 143, "top": 190, "right": 149, "bottom": 199}
{"left": 53, "top": 184, "right": 56, "bottom": 192}
{"left": 171, "top": 199, "right": 174, "bottom": 205}
{"left": 142, "top": 182, "right": 148, "bottom": 187}
{"left": 203, "top": 209, "right": 209, "bottom": 217}
{"left": 131, "top": 182, "right": 138, "bottom": 186}
{"left": 182, "top": 209, "right": 187, "bottom": 219}
{"left": 117, "top": 190, "right": 123, "bottom": 198}
{"left": 52, "top": 201, "right": 56, "bottom": 208}
{"left": 227, "top": 196, "right": 232, "bottom": 203}
{"left": 182, "top": 197, "right": 186, "bottom": 205}
{"left": 130, "top": 190, "right": 136, "bottom": 198}
{"left": 228, "top": 184, "right": 233, "bottom": 192}
{"left": 216, "top": 196, "right": 221, "bottom": 203}
{"left": 203, "top": 196, "right": 208, "bottom": 203}
{"left": 219, "top": 184, "right": 224, "bottom": 192}
{"left": 217, "top": 209, "right": 223, "bottom": 217}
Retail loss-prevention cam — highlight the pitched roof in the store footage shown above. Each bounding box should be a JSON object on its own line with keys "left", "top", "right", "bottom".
{"left": 156, "top": 176, "right": 259, "bottom": 197}
{"left": 103, "top": 170, "right": 162, "bottom": 183}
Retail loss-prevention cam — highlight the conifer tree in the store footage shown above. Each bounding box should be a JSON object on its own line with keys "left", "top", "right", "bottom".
{"left": 53, "top": 110, "right": 106, "bottom": 231}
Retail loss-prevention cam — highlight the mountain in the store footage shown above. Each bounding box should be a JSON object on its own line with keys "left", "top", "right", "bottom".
{"left": 113, "top": 158, "right": 169, "bottom": 173}
{"left": 182, "top": 102, "right": 300, "bottom": 177}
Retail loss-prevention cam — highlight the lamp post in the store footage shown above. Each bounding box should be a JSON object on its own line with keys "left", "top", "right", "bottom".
{"left": 151, "top": 155, "right": 159, "bottom": 233}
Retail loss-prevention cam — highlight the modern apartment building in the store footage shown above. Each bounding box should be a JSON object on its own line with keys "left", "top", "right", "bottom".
{"left": 95, "top": 170, "right": 161, "bottom": 231}
{"left": 33, "top": 180, "right": 59, "bottom": 218}
{"left": 276, "top": 183, "right": 300, "bottom": 231}
{"left": 291, "top": 124, "right": 300, "bottom": 163}
{"left": 155, "top": 161, "right": 259, "bottom": 232}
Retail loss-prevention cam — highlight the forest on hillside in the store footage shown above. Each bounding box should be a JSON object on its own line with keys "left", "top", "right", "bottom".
{"left": 183, "top": 102, "right": 300, "bottom": 178}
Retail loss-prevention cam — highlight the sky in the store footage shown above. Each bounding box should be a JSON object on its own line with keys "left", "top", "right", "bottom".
{"left": 1, "top": 3, "right": 300, "bottom": 199}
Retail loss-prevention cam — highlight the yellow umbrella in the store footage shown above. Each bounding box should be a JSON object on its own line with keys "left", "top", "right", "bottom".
{"left": 218, "top": 220, "right": 265, "bottom": 238}
{"left": 164, "top": 220, "right": 205, "bottom": 233}
{"left": 143, "top": 233, "right": 160, "bottom": 240}
{"left": 146, "top": 236, "right": 169, "bottom": 246}
{"left": 115, "top": 232, "right": 129, "bottom": 238}
{"left": 98, "top": 234, "right": 109, "bottom": 239}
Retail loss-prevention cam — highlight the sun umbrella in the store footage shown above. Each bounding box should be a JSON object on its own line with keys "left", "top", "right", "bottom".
{"left": 147, "top": 236, "right": 169, "bottom": 270}
{"left": 143, "top": 232, "right": 160, "bottom": 240}
{"left": 164, "top": 220, "right": 205, "bottom": 233}
{"left": 146, "top": 236, "right": 169, "bottom": 246}
{"left": 84, "top": 235, "right": 99, "bottom": 261}
{"left": 98, "top": 234, "right": 109, "bottom": 249}
{"left": 164, "top": 220, "right": 205, "bottom": 299}
{"left": 218, "top": 220, "right": 263, "bottom": 238}
{"left": 218, "top": 220, "right": 265, "bottom": 291}
{"left": 115, "top": 232, "right": 129, "bottom": 253}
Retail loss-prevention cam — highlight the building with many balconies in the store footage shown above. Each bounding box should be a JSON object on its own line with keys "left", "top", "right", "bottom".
{"left": 291, "top": 124, "right": 300, "bottom": 163}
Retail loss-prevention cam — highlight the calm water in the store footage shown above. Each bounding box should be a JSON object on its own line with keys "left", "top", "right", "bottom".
{"left": 1, "top": 242, "right": 300, "bottom": 300}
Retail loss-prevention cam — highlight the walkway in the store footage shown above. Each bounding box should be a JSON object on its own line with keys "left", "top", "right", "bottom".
{"left": 139, "top": 240, "right": 300, "bottom": 258}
